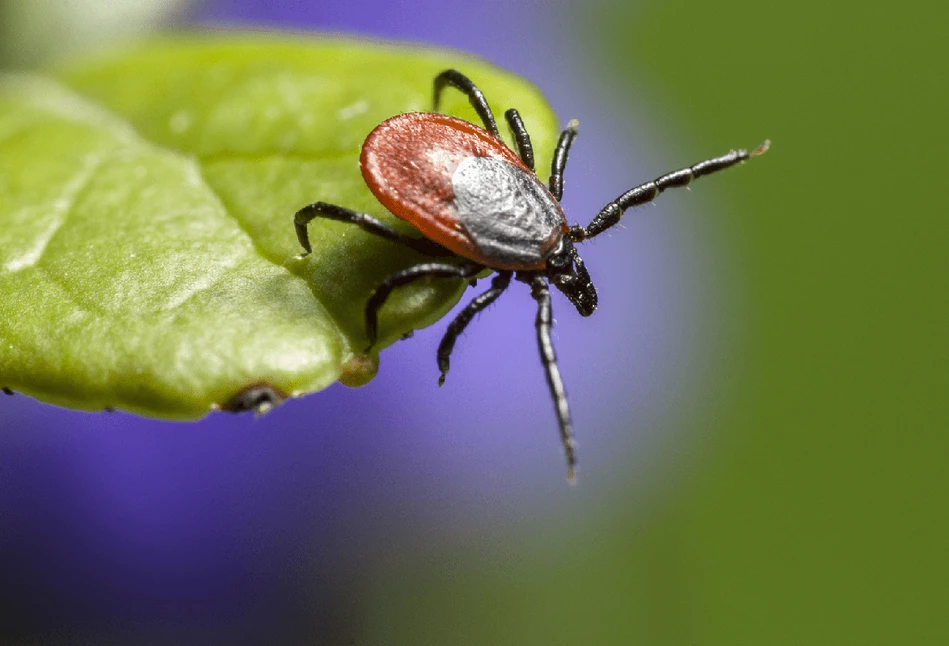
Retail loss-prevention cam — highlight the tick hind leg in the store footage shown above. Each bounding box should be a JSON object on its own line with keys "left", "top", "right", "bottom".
{"left": 571, "top": 140, "right": 770, "bottom": 241}
{"left": 364, "top": 262, "right": 484, "bottom": 352}
{"left": 437, "top": 271, "right": 513, "bottom": 386}
{"left": 432, "top": 69, "right": 500, "bottom": 138}
{"left": 528, "top": 275, "right": 578, "bottom": 480}
{"left": 294, "top": 202, "right": 452, "bottom": 257}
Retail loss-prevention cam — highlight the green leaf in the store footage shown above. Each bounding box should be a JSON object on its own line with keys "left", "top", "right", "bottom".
{"left": 0, "top": 35, "right": 559, "bottom": 417}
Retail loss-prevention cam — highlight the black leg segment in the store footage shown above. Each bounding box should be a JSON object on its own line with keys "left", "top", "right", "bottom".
{"left": 504, "top": 109, "right": 534, "bottom": 171}
{"left": 529, "top": 276, "right": 578, "bottom": 480}
{"left": 549, "top": 119, "right": 579, "bottom": 201}
{"left": 433, "top": 69, "right": 500, "bottom": 138}
{"left": 437, "top": 271, "right": 513, "bottom": 386}
{"left": 365, "top": 262, "right": 484, "bottom": 352}
{"left": 572, "top": 140, "right": 770, "bottom": 241}
{"left": 294, "top": 202, "right": 452, "bottom": 257}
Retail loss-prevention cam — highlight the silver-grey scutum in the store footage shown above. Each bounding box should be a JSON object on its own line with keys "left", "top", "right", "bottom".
{"left": 451, "top": 156, "right": 565, "bottom": 266}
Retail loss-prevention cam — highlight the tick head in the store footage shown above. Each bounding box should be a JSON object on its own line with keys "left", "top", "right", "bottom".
{"left": 545, "top": 238, "right": 597, "bottom": 317}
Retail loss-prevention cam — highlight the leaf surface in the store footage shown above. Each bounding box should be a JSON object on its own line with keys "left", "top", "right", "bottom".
{"left": 0, "top": 35, "right": 559, "bottom": 416}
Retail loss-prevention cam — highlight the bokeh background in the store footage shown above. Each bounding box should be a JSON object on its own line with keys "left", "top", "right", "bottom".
{"left": 1, "top": 0, "right": 946, "bottom": 644}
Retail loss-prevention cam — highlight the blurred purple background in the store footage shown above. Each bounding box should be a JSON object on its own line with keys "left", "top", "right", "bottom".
{"left": 1, "top": 0, "right": 732, "bottom": 642}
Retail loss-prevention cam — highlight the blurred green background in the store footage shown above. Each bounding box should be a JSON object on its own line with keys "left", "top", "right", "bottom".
{"left": 588, "top": 1, "right": 947, "bottom": 642}
{"left": 581, "top": 1, "right": 946, "bottom": 642}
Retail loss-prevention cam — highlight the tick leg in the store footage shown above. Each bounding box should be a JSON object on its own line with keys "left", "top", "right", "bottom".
{"left": 437, "top": 271, "right": 512, "bottom": 386}
{"left": 433, "top": 69, "right": 500, "bottom": 138}
{"left": 571, "top": 140, "right": 770, "bottom": 241}
{"left": 504, "top": 109, "right": 534, "bottom": 171}
{"left": 529, "top": 276, "right": 577, "bottom": 480}
{"left": 365, "top": 262, "right": 484, "bottom": 352}
{"left": 549, "top": 119, "right": 579, "bottom": 201}
{"left": 294, "top": 202, "right": 452, "bottom": 257}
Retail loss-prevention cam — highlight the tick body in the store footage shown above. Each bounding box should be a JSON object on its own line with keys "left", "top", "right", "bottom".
{"left": 361, "top": 112, "right": 567, "bottom": 271}
{"left": 295, "top": 69, "right": 768, "bottom": 479}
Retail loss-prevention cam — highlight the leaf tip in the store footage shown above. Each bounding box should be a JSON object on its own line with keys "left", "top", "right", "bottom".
{"left": 338, "top": 353, "right": 379, "bottom": 388}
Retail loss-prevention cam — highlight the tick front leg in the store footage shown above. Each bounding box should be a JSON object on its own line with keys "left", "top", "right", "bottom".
{"left": 437, "top": 271, "right": 512, "bottom": 385}
{"left": 571, "top": 141, "right": 770, "bottom": 241}
{"left": 364, "top": 262, "right": 484, "bottom": 352}
{"left": 432, "top": 69, "right": 500, "bottom": 138}
{"left": 293, "top": 202, "right": 452, "bottom": 257}
{"left": 529, "top": 276, "right": 578, "bottom": 480}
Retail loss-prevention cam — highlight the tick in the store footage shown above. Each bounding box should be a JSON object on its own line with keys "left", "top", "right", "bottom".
{"left": 295, "top": 69, "right": 768, "bottom": 479}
